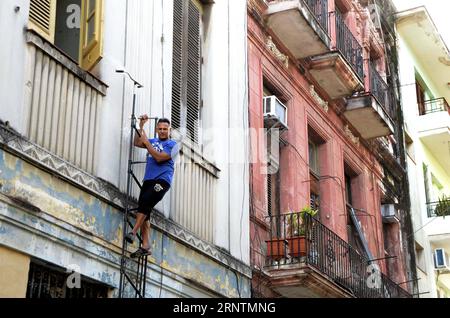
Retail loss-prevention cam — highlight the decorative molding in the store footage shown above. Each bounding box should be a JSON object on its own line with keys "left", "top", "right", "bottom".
{"left": 310, "top": 85, "right": 329, "bottom": 112}
{"left": 0, "top": 123, "right": 252, "bottom": 279}
{"left": 344, "top": 125, "right": 360, "bottom": 146}
{"left": 266, "top": 36, "right": 289, "bottom": 68}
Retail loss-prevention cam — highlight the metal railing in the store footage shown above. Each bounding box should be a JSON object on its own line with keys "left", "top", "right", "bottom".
{"left": 335, "top": 10, "right": 364, "bottom": 81}
{"left": 427, "top": 200, "right": 450, "bottom": 218}
{"left": 421, "top": 98, "right": 450, "bottom": 115}
{"left": 369, "top": 62, "right": 396, "bottom": 120}
{"left": 304, "top": 0, "right": 329, "bottom": 33}
{"left": 266, "top": 212, "right": 411, "bottom": 298}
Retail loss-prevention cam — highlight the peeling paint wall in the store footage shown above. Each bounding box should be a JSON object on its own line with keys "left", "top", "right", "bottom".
{"left": 0, "top": 149, "right": 250, "bottom": 297}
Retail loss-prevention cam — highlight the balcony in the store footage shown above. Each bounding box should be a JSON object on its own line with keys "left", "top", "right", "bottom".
{"left": 265, "top": 212, "right": 411, "bottom": 298}
{"left": 24, "top": 31, "right": 106, "bottom": 174}
{"left": 265, "top": 0, "right": 331, "bottom": 59}
{"left": 344, "top": 63, "right": 395, "bottom": 139}
{"left": 420, "top": 98, "right": 450, "bottom": 116}
{"left": 417, "top": 98, "right": 450, "bottom": 174}
{"left": 307, "top": 9, "right": 364, "bottom": 99}
{"left": 427, "top": 200, "right": 450, "bottom": 218}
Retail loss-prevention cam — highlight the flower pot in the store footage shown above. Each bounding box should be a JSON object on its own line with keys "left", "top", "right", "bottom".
{"left": 266, "top": 239, "right": 287, "bottom": 261}
{"left": 287, "top": 236, "right": 306, "bottom": 257}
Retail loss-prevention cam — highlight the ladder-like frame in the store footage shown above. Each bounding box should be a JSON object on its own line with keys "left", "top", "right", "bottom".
{"left": 116, "top": 70, "right": 157, "bottom": 298}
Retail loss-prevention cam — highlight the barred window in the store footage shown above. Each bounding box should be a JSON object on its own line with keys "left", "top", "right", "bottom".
{"left": 26, "top": 261, "right": 109, "bottom": 298}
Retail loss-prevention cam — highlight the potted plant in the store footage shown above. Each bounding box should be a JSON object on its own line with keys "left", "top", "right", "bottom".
{"left": 285, "top": 207, "right": 318, "bottom": 258}
{"left": 435, "top": 195, "right": 450, "bottom": 218}
{"left": 266, "top": 238, "right": 288, "bottom": 261}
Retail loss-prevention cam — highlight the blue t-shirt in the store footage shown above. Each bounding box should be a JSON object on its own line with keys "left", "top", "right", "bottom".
{"left": 143, "top": 138, "right": 178, "bottom": 185}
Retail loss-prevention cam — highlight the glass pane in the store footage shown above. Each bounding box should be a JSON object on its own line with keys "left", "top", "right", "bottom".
{"left": 88, "top": 16, "right": 95, "bottom": 42}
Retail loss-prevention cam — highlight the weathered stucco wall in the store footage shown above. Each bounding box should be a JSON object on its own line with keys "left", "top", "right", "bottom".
{"left": 0, "top": 148, "right": 250, "bottom": 297}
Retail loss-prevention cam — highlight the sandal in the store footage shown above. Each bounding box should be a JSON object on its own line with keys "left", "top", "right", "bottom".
{"left": 130, "top": 247, "right": 152, "bottom": 259}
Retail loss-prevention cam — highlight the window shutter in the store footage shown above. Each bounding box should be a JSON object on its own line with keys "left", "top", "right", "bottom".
{"left": 80, "top": 0, "right": 104, "bottom": 70}
{"left": 172, "top": 0, "right": 202, "bottom": 145}
{"left": 171, "top": 0, "right": 184, "bottom": 131}
{"left": 186, "top": 0, "right": 201, "bottom": 144}
{"left": 29, "top": 0, "right": 56, "bottom": 43}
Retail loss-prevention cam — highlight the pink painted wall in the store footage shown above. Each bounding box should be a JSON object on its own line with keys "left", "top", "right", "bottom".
{"left": 248, "top": 1, "right": 406, "bottom": 286}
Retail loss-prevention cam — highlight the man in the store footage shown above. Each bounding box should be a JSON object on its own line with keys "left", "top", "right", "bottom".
{"left": 125, "top": 115, "right": 178, "bottom": 258}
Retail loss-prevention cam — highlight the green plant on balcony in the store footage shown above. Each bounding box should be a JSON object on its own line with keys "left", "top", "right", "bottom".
{"left": 435, "top": 195, "right": 450, "bottom": 218}
{"left": 285, "top": 206, "right": 318, "bottom": 257}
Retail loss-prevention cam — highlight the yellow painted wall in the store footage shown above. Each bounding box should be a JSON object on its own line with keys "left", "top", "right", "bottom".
{"left": 422, "top": 142, "right": 450, "bottom": 195}
{"left": 0, "top": 246, "right": 30, "bottom": 298}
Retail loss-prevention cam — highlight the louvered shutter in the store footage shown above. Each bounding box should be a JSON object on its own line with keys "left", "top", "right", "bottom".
{"left": 186, "top": 0, "right": 201, "bottom": 144}
{"left": 172, "top": 0, "right": 202, "bottom": 145}
{"left": 171, "top": 0, "right": 184, "bottom": 131}
{"left": 29, "top": 0, "right": 57, "bottom": 43}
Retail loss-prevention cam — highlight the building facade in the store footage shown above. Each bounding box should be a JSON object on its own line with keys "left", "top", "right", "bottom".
{"left": 248, "top": 0, "right": 416, "bottom": 297}
{"left": 397, "top": 6, "right": 450, "bottom": 298}
{"left": 0, "top": 0, "right": 250, "bottom": 298}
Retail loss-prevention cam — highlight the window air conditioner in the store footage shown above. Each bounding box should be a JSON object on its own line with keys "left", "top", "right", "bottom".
{"left": 263, "top": 96, "right": 288, "bottom": 131}
{"left": 434, "top": 248, "right": 449, "bottom": 269}
{"left": 381, "top": 204, "right": 399, "bottom": 223}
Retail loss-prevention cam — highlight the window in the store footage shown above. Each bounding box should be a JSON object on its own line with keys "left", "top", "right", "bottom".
{"left": 309, "top": 141, "right": 319, "bottom": 176}
{"left": 308, "top": 127, "right": 325, "bottom": 217}
{"left": 415, "top": 242, "right": 427, "bottom": 273}
{"left": 415, "top": 72, "right": 434, "bottom": 115}
{"left": 172, "top": 0, "right": 203, "bottom": 145}
{"left": 345, "top": 172, "right": 353, "bottom": 206}
{"left": 26, "top": 260, "right": 109, "bottom": 298}
{"left": 267, "top": 172, "right": 279, "bottom": 217}
{"left": 28, "top": 0, "right": 104, "bottom": 70}
{"left": 345, "top": 166, "right": 365, "bottom": 255}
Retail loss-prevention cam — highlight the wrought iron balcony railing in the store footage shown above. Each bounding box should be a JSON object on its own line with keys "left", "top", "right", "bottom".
{"left": 304, "top": 0, "right": 329, "bottom": 33}
{"left": 266, "top": 212, "right": 411, "bottom": 298}
{"left": 369, "top": 62, "right": 396, "bottom": 121}
{"left": 335, "top": 9, "right": 364, "bottom": 81}
{"left": 420, "top": 98, "right": 450, "bottom": 115}
{"left": 427, "top": 200, "right": 450, "bottom": 218}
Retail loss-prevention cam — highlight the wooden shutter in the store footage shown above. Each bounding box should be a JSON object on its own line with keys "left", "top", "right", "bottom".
{"left": 29, "top": 0, "right": 57, "bottom": 43}
{"left": 80, "top": 0, "right": 104, "bottom": 70}
{"left": 171, "top": 0, "right": 202, "bottom": 144}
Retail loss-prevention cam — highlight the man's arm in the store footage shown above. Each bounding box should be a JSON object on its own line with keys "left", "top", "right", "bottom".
{"left": 134, "top": 115, "right": 148, "bottom": 148}
{"left": 140, "top": 137, "right": 172, "bottom": 163}
{"left": 134, "top": 129, "right": 146, "bottom": 148}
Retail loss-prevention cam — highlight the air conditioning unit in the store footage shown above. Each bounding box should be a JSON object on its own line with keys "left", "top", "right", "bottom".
{"left": 381, "top": 204, "right": 400, "bottom": 224}
{"left": 434, "top": 248, "right": 449, "bottom": 269}
{"left": 263, "top": 96, "right": 288, "bottom": 131}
